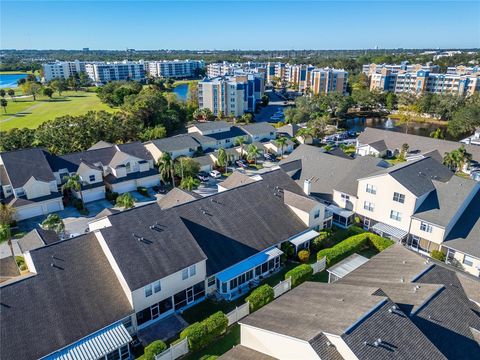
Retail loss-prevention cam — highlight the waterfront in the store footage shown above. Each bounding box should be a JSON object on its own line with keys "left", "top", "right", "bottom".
{"left": 173, "top": 83, "right": 189, "bottom": 102}
{"left": 0, "top": 73, "right": 27, "bottom": 88}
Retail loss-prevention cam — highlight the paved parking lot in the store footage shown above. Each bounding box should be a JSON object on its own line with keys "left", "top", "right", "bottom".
{"left": 255, "top": 90, "right": 295, "bottom": 123}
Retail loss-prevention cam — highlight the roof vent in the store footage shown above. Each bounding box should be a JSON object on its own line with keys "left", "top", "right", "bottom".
{"left": 400, "top": 277, "right": 404, "bottom": 283}
{"left": 402, "top": 260, "right": 407, "bottom": 264}
{"left": 133, "top": 233, "right": 144, "bottom": 242}
{"left": 326, "top": 341, "right": 331, "bottom": 347}
{"left": 373, "top": 338, "right": 382, "bottom": 347}
{"left": 150, "top": 222, "right": 164, "bottom": 232}
{"left": 363, "top": 341, "right": 368, "bottom": 346}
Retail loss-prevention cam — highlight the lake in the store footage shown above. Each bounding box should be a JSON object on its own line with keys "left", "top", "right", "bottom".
{"left": 173, "top": 83, "right": 189, "bottom": 102}
{"left": 0, "top": 73, "right": 27, "bottom": 88}
{"left": 342, "top": 117, "right": 459, "bottom": 141}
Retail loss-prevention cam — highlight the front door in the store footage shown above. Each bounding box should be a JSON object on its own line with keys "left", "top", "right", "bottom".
{"left": 151, "top": 304, "right": 159, "bottom": 320}
{"left": 186, "top": 287, "right": 194, "bottom": 305}
{"left": 446, "top": 249, "right": 456, "bottom": 264}
{"left": 363, "top": 218, "right": 370, "bottom": 230}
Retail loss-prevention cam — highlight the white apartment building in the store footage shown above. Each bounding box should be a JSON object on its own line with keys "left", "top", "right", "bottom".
{"left": 198, "top": 73, "right": 264, "bottom": 117}
{"left": 42, "top": 60, "right": 87, "bottom": 81}
{"left": 85, "top": 61, "right": 145, "bottom": 83}
{"left": 147, "top": 59, "right": 204, "bottom": 78}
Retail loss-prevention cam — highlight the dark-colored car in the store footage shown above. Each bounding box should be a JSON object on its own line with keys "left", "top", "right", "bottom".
{"left": 197, "top": 171, "right": 210, "bottom": 182}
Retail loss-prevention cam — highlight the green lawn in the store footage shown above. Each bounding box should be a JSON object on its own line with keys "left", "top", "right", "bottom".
{"left": 183, "top": 324, "right": 240, "bottom": 360}
{"left": 0, "top": 91, "right": 114, "bottom": 131}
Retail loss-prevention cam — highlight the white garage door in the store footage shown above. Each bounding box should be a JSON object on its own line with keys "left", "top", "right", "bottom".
{"left": 83, "top": 188, "right": 105, "bottom": 203}
{"left": 112, "top": 180, "right": 137, "bottom": 194}
{"left": 136, "top": 176, "right": 160, "bottom": 188}
{"left": 17, "top": 205, "right": 44, "bottom": 220}
{"left": 46, "top": 200, "right": 63, "bottom": 213}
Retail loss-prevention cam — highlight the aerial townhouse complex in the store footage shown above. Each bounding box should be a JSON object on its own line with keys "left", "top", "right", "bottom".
{"left": 280, "top": 139, "right": 480, "bottom": 277}
{"left": 198, "top": 72, "right": 265, "bottom": 116}
{"left": 220, "top": 244, "right": 480, "bottom": 360}
{"left": 146, "top": 59, "right": 205, "bottom": 78}
{"left": 365, "top": 61, "right": 480, "bottom": 96}
{"left": 0, "top": 169, "right": 335, "bottom": 360}
{"left": 266, "top": 61, "right": 348, "bottom": 95}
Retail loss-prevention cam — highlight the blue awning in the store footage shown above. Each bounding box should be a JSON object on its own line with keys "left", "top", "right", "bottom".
{"left": 216, "top": 247, "right": 283, "bottom": 283}
{"left": 43, "top": 322, "right": 131, "bottom": 360}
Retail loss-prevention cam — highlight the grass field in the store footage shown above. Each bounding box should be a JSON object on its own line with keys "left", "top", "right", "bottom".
{"left": 0, "top": 91, "right": 114, "bottom": 131}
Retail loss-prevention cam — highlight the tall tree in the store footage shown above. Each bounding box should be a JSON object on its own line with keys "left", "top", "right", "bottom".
{"left": 21, "top": 81, "right": 42, "bottom": 100}
{"left": 0, "top": 89, "right": 5, "bottom": 98}
{"left": 62, "top": 174, "right": 84, "bottom": 209}
{"left": 41, "top": 214, "right": 65, "bottom": 235}
{"left": 51, "top": 79, "right": 68, "bottom": 96}
{"left": 216, "top": 148, "right": 228, "bottom": 173}
{"left": 180, "top": 176, "right": 200, "bottom": 191}
{"left": 275, "top": 137, "right": 288, "bottom": 158}
{"left": 0, "top": 204, "right": 15, "bottom": 226}
{"left": 234, "top": 136, "right": 246, "bottom": 158}
{"left": 1, "top": 99, "right": 7, "bottom": 113}
{"left": 158, "top": 152, "right": 176, "bottom": 187}
{"left": 174, "top": 157, "right": 200, "bottom": 180}
{"left": 7, "top": 89, "right": 15, "bottom": 102}
{"left": 43, "top": 87, "right": 54, "bottom": 99}
{"left": 247, "top": 143, "right": 261, "bottom": 165}
{"left": 116, "top": 192, "right": 135, "bottom": 209}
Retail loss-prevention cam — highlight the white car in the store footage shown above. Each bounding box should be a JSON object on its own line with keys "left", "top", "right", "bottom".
{"left": 209, "top": 170, "right": 221, "bottom": 179}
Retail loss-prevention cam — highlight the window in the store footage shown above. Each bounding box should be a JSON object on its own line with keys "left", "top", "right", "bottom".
{"left": 314, "top": 210, "right": 320, "bottom": 219}
{"left": 89, "top": 175, "right": 95, "bottom": 182}
{"left": 366, "top": 184, "right": 377, "bottom": 194}
{"left": 393, "top": 192, "right": 405, "bottom": 203}
{"left": 390, "top": 210, "right": 402, "bottom": 222}
{"left": 420, "top": 222, "right": 433, "bottom": 233}
{"left": 363, "top": 201, "right": 374, "bottom": 212}
{"left": 189, "top": 264, "right": 196, "bottom": 277}
{"left": 182, "top": 269, "right": 189, "bottom": 280}
{"left": 463, "top": 255, "right": 474, "bottom": 267}
{"left": 207, "top": 276, "right": 216, "bottom": 287}
{"left": 144, "top": 284, "right": 153, "bottom": 297}
{"left": 125, "top": 162, "right": 131, "bottom": 172}
{"left": 153, "top": 280, "right": 161, "bottom": 293}
{"left": 341, "top": 194, "right": 350, "bottom": 201}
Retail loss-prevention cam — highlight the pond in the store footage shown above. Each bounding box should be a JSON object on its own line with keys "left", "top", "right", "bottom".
{"left": 0, "top": 73, "right": 28, "bottom": 88}
{"left": 342, "top": 117, "right": 459, "bottom": 141}
{"left": 173, "top": 83, "right": 189, "bottom": 102}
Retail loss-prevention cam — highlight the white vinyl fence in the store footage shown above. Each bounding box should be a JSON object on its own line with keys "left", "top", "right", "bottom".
{"left": 226, "top": 301, "right": 250, "bottom": 326}
{"left": 273, "top": 277, "right": 291, "bottom": 298}
{"left": 311, "top": 257, "right": 326, "bottom": 274}
{"left": 155, "top": 337, "right": 189, "bottom": 360}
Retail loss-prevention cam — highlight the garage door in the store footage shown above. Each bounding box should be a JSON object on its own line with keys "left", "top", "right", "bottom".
{"left": 83, "top": 188, "right": 105, "bottom": 203}
{"left": 137, "top": 176, "right": 160, "bottom": 188}
{"left": 46, "top": 200, "right": 63, "bottom": 213}
{"left": 112, "top": 180, "right": 136, "bottom": 194}
{"left": 17, "top": 205, "right": 44, "bottom": 220}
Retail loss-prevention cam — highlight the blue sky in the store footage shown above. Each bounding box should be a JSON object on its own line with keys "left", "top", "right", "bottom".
{"left": 1, "top": 1, "right": 479, "bottom": 50}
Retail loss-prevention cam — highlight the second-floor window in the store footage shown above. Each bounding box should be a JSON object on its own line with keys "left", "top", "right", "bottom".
{"left": 89, "top": 175, "right": 95, "bottom": 182}
{"left": 182, "top": 269, "right": 189, "bottom": 280}
{"left": 390, "top": 210, "right": 402, "bottom": 222}
{"left": 145, "top": 284, "right": 153, "bottom": 297}
{"left": 363, "top": 201, "right": 374, "bottom": 212}
{"left": 393, "top": 192, "right": 405, "bottom": 204}
{"left": 182, "top": 264, "right": 197, "bottom": 280}
{"left": 463, "top": 255, "right": 474, "bottom": 267}
{"left": 341, "top": 194, "right": 350, "bottom": 201}
{"left": 420, "top": 222, "right": 433, "bottom": 233}
{"left": 366, "top": 184, "right": 377, "bottom": 194}
{"left": 314, "top": 210, "right": 320, "bottom": 219}
{"left": 153, "top": 280, "right": 161, "bottom": 293}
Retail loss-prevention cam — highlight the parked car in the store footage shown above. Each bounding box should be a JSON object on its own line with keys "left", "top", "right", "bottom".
{"left": 209, "top": 170, "right": 221, "bottom": 179}
{"left": 197, "top": 171, "right": 210, "bottom": 182}
{"left": 264, "top": 153, "right": 276, "bottom": 162}
{"left": 236, "top": 160, "right": 248, "bottom": 168}
{"left": 153, "top": 185, "right": 168, "bottom": 194}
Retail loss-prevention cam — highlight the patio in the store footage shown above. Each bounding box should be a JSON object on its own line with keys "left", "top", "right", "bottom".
{"left": 137, "top": 314, "right": 189, "bottom": 345}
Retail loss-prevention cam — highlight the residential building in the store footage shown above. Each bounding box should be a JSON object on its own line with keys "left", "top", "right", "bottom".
{"left": 310, "top": 67, "right": 348, "bottom": 95}
{"left": 240, "top": 123, "right": 276, "bottom": 143}
{"left": 42, "top": 60, "right": 87, "bottom": 81}
{"left": 147, "top": 59, "right": 204, "bottom": 78}
{"left": 369, "top": 68, "right": 480, "bottom": 96}
{"left": 0, "top": 169, "right": 333, "bottom": 360}
{"left": 198, "top": 73, "right": 265, "bottom": 116}
{"left": 207, "top": 62, "right": 266, "bottom": 78}
{"left": 222, "top": 244, "right": 480, "bottom": 359}
{"left": 0, "top": 148, "right": 64, "bottom": 220}
{"left": 266, "top": 62, "right": 286, "bottom": 83}
{"left": 447, "top": 65, "right": 479, "bottom": 75}
{"left": 356, "top": 127, "right": 480, "bottom": 163}
{"left": 286, "top": 64, "right": 315, "bottom": 91}
{"left": 362, "top": 61, "right": 440, "bottom": 76}
{"left": 85, "top": 61, "right": 145, "bottom": 83}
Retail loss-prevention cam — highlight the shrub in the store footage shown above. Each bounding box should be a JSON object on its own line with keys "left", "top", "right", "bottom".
{"left": 246, "top": 284, "right": 274, "bottom": 312}
{"left": 137, "top": 186, "right": 149, "bottom": 197}
{"left": 15, "top": 255, "right": 26, "bottom": 271}
{"left": 143, "top": 340, "right": 167, "bottom": 360}
{"left": 281, "top": 241, "right": 294, "bottom": 259}
{"left": 431, "top": 250, "right": 446, "bottom": 262}
{"left": 72, "top": 198, "right": 84, "bottom": 210}
{"left": 105, "top": 190, "right": 119, "bottom": 202}
{"left": 285, "top": 264, "right": 313, "bottom": 288}
{"left": 298, "top": 249, "right": 310, "bottom": 263}
{"left": 116, "top": 192, "right": 135, "bottom": 209}
{"left": 317, "top": 233, "right": 393, "bottom": 267}
{"left": 180, "top": 311, "right": 228, "bottom": 352}
{"left": 311, "top": 230, "right": 331, "bottom": 252}
{"left": 0, "top": 224, "right": 10, "bottom": 243}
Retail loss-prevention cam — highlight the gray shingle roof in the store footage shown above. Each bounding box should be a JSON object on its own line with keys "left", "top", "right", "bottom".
{"left": 0, "top": 148, "right": 56, "bottom": 188}
{"left": 51, "top": 147, "right": 117, "bottom": 172}
{"left": 0, "top": 233, "right": 133, "bottom": 360}
{"left": 368, "top": 139, "right": 388, "bottom": 152}
{"left": 157, "top": 188, "right": 201, "bottom": 210}
{"left": 218, "top": 345, "right": 277, "bottom": 360}
{"left": 241, "top": 123, "right": 276, "bottom": 137}
{"left": 357, "top": 127, "right": 480, "bottom": 162}
{"left": 203, "top": 126, "right": 246, "bottom": 141}
{"left": 148, "top": 134, "right": 201, "bottom": 153}
{"left": 443, "top": 187, "right": 480, "bottom": 258}
{"left": 191, "top": 121, "right": 230, "bottom": 132}
{"left": 218, "top": 171, "right": 256, "bottom": 190}
{"left": 17, "top": 228, "right": 60, "bottom": 253}
{"left": 276, "top": 124, "right": 299, "bottom": 137}
{"left": 0, "top": 256, "right": 20, "bottom": 282}
{"left": 283, "top": 189, "right": 319, "bottom": 212}
{"left": 116, "top": 141, "right": 153, "bottom": 161}
{"left": 279, "top": 144, "right": 388, "bottom": 202}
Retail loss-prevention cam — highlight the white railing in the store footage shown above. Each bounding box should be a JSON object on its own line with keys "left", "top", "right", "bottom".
{"left": 226, "top": 301, "right": 250, "bottom": 326}
{"left": 155, "top": 337, "right": 189, "bottom": 360}
{"left": 273, "top": 277, "right": 291, "bottom": 299}
{"left": 311, "top": 257, "right": 326, "bottom": 274}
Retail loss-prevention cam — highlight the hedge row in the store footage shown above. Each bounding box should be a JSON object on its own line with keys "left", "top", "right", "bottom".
{"left": 180, "top": 311, "right": 228, "bottom": 351}
{"left": 285, "top": 264, "right": 313, "bottom": 288}
{"left": 140, "top": 340, "right": 167, "bottom": 360}
{"left": 246, "top": 284, "right": 274, "bottom": 312}
{"left": 317, "top": 232, "right": 394, "bottom": 267}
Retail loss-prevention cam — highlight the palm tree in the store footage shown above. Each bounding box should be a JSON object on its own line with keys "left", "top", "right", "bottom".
{"left": 296, "top": 127, "right": 314, "bottom": 144}
{"left": 62, "top": 174, "right": 84, "bottom": 208}
{"left": 430, "top": 128, "right": 445, "bottom": 139}
{"left": 275, "top": 137, "right": 288, "bottom": 158}
{"left": 116, "top": 192, "right": 135, "bottom": 209}
{"left": 247, "top": 144, "right": 262, "bottom": 165}
{"left": 41, "top": 214, "right": 65, "bottom": 235}
{"left": 455, "top": 146, "right": 472, "bottom": 172}
{"left": 234, "top": 136, "right": 246, "bottom": 159}
{"left": 217, "top": 148, "right": 228, "bottom": 173}
{"left": 180, "top": 176, "right": 200, "bottom": 191}
{"left": 158, "top": 152, "right": 176, "bottom": 187}
{"left": 7, "top": 89, "right": 15, "bottom": 102}
{"left": 1, "top": 99, "right": 7, "bottom": 113}
{"left": 443, "top": 151, "right": 458, "bottom": 171}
